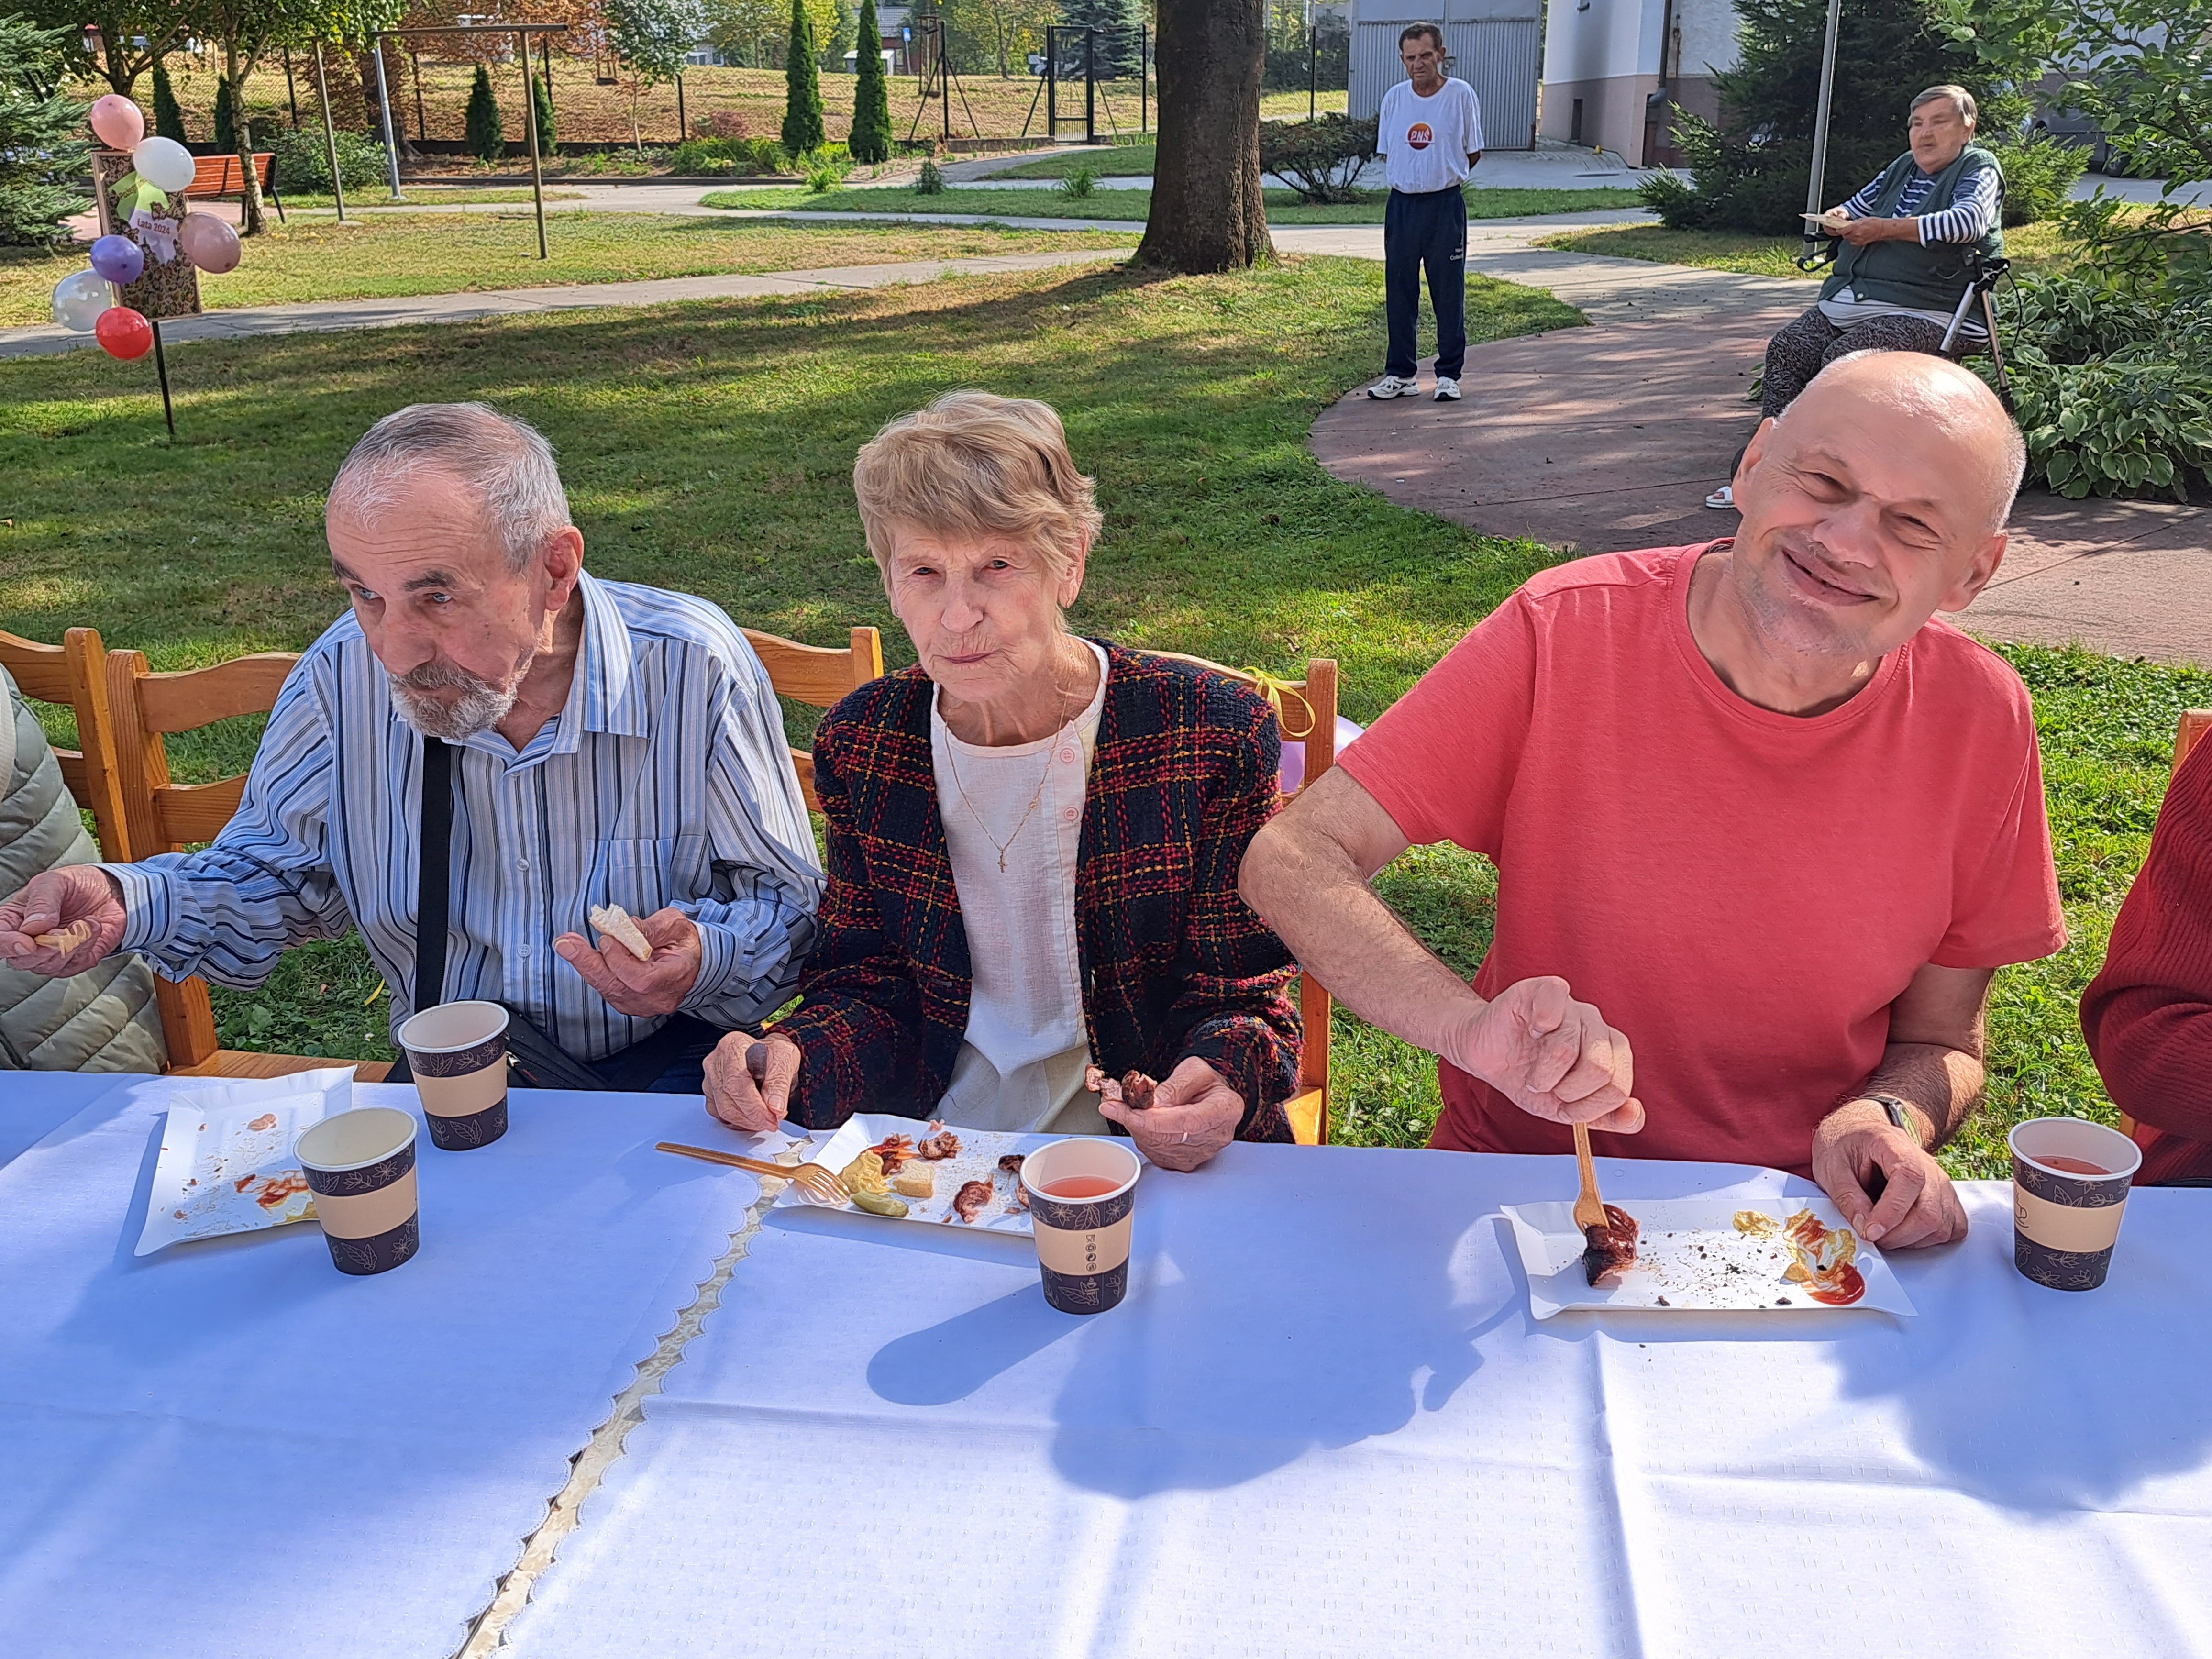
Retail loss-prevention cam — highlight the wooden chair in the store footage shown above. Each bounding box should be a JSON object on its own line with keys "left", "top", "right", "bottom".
{"left": 0, "top": 627, "right": 129, "bottom": 852}
{"left": 742, "top": 626, "right": 885, "bottom": 812}
{"left": 1153, "top": 653, "right": 1341, "bottom": 1147}
{"left": 98, "top": 644, "right": 391, "bottom": 1082}
{"left": 2116, "top": 708, "right": 2212, "bottom": 1141}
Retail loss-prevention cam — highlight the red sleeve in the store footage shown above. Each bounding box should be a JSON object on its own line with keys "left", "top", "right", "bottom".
{"left": 1930, "top": 729, "right": 2067, "bottom": 969}
{"left": 2081, "top": 739, "right": 2212, "bottom": 1141}
{"left": 1334, "top": 592, "right": 1537, "bottom": 857}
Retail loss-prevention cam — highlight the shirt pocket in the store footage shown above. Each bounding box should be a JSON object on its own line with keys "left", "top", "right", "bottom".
{"left": 586, "top": 836, "right": 709, "bottom": 924}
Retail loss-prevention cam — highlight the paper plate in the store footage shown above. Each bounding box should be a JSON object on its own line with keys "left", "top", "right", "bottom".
{"left": 134, "top": 1068, "right": 358, "bottom": 1257}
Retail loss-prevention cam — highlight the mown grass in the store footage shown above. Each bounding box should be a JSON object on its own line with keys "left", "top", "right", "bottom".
{"left": 993, "top": 143, "right": 1158, "bottom": 179}
{"left": 0, "top": 214, "right": 1135, "bottom": 326}
{"left": 1536, "top": 218, "right": 2083, "bottom": 281}
{"left": 0, "top": 249, "right": 2181, "bottom": 1181}
{"left": 704, "top": 183, "right": 1646, "bottom": 225}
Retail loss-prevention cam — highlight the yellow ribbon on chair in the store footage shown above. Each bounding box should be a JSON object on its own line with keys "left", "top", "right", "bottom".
{"left": 1239, "top": 666, "right": 1317, "bottom": 742}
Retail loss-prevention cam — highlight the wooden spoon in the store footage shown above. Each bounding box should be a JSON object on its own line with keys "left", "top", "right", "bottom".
{"left": 1572, "top": 1122, "right": 1607, "bottom": 1233}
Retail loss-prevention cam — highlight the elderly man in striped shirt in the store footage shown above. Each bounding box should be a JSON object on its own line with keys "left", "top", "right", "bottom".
{"left": 0, "top": 403, "right": 822, "bottom": 1092}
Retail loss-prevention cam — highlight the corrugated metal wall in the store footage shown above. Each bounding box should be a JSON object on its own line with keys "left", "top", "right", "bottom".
{"left": 1350, "top": 2, "right": 1541, "bottom": 147}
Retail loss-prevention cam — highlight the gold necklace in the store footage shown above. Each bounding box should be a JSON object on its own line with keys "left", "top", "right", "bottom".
{"left": 942, "top": 670, "right": 1085, "bottom": 874}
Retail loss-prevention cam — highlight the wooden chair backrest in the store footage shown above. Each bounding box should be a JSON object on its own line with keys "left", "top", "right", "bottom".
{"left": 185, "top": 153, "right": 276, "bottom": 197}
{"left": 742, "top": 626, "right": 885, "bottom": 812}
{"left": 2122, "top": 709, "right": 2212, "bottom": 1141}
{"left": 98, "top": 646, "right": 303, "bottom": 1071}
{"left": 1150, "top": 653, "right": 1341, "bottom": 1144}
{"left": 0, "top": 626, "right": 128, "bottom": 856}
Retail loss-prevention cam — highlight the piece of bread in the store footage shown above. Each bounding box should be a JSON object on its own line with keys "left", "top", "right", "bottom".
{"left": 588, "top": 903, "right": 653, "bottom": 962}
{"left": 893, "top": 1168, "right": 935, "bottom": 1199}
{"left": 32, "top": 918, "right": 93, "bottom": 954}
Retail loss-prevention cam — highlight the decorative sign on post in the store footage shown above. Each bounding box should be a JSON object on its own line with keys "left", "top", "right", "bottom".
{"left": 92, "top": 150, "right": 201, "bottom": 321}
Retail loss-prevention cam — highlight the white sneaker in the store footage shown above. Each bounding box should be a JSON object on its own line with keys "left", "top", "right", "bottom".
{"left": 1704, "top": 484, "right": 1736, "bottom": 510}
{"left": 1434, "top": 376, "right": 1461, "bottom": 401}
{"left": 1366, "top": 375, "right": 1417, "bottom": 400}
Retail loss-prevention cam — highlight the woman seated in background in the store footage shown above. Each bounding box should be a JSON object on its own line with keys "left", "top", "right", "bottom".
{"left": 702, "top": 391, "right": 1300, "bottom": 1171}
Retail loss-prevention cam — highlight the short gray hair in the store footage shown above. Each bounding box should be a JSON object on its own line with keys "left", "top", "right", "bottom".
{"left": 1911, "top": 85, "right": 1977, "bottom": 124}
{"left": 327, "top": 402, "right": 572, "bottom": 573}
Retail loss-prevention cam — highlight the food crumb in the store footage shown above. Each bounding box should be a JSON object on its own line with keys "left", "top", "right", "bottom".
{"left": 246, "top": 1113, "right": 277, "bottom": 1132}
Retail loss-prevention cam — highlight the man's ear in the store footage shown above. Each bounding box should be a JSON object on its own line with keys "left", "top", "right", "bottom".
{"left": 1734, "top": 417, "right": 1777, "bottom": 496}
{"left": 1940, "top": 531, "right": 2006, "bottom": 612}
{"left": 540, "top": 526, "right": 586, "bottom": 611}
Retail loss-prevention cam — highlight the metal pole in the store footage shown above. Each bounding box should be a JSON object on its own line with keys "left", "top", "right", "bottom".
{"left": 1084, "top": 27, "right": 1094, "bottom": 145}
{"left": 519, "top": 29, "right": 547, "bottom": 258}
{"left": 284, "top": 47, "right": 300, "bottom": 125}
{"left": 1309, "top": 25, "right": 1317, "bottom": 120}
{"left": 373, "top": 36, "right": 403, "bottom": 198}
{"left": 412, "top": 54, "right": 426, "bottom": 142}
{"left": 1140, "top": 26, "right": 1147, "bottom": 134}
{"left": 676, "top": 71, "right": 685, "bottom": 140}
{"left": 940, "top": 23, "right": 951, "bottom": 146}
{"left": 150, "top": 319, "right": 176, "bottom": 439}
{"left": 1047, "top": 25, "right": 1056, "bottom": 139}
{"left": 313, "top": 41, "right": 345, "bottom": 221}
{"left": 542, "top": 37, "right": 553, "bottom": 94}
{"left": 1802, "top": 0, "right": 1843, "bottom": 249}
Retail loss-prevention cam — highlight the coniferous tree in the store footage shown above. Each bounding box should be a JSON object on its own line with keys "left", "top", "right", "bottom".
{"left": 0, "top": 14, "right": 89, "bottom": 247}
{"left": 1644, "top": 0, "right": 2025, "bottom": 233}
{"left": 532, "top": 70, "right": 557, "bottom": 151}
{"left": 848, "top": 0, "right": 890, "bottom": 162}
{"left": 781, "top": 0, "right": 825, "bottom": 156}
{"left": 152, "top": 58, "right": 189, "bottom": 142}
{"left": 465, "top": 64, "right": 505, "bottom": 163}
{"left": 214, "top": 75, "right": 237, "bottom": 151}
{"left": 1059, "top": 0, "right": 1145, "bottom": 77}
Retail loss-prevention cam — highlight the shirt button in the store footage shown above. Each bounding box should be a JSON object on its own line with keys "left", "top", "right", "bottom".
{"left": 516, "top": 858, "right": 529, "bottom": 872}
{"left": 1062, "top": 807, "right": 1079, "bottom": 822}
{"left": 1058, "top": 746, "right": 1077, "bottom": 764}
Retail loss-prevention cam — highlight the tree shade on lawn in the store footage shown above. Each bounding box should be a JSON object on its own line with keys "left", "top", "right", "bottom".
{"left": 848, "top": 0, "right": 890, "bottom": 164}
{"left": 1138, "top": 0, "right": 1271, "bottom": 272}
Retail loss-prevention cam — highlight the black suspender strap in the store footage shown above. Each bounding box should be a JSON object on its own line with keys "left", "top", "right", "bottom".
{"left": 414, "top": 735, "right": 453, "bottom": 1015}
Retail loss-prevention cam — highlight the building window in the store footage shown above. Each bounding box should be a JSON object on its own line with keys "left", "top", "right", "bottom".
{"left": 1571, "top": 98, "right": 1584, "bottom": 144}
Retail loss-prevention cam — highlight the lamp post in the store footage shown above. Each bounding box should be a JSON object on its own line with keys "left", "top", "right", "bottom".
{"left": 1802, "top": 0, "right": 1844, "bottom": 252}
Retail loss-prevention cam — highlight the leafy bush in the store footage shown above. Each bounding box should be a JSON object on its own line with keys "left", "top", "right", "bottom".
{"left": 1060, "top": 165, "right": 1097, "bottom": 199}
{"left": 266, "top": 125, "right": 387, "bottom": 195}
{"left": 1259, "top": 114, "right": 1377, "bottom": 205}
{"left": 915, "top": 157, "right": 946, "bottom": 195}
{"left": 1995, "top": 272, "right": 2212, "bottom": 500}
{"left": 1985, "top": 133, "right": 2085, "bottom": 227}
{"left": 806, "top": 162, "right": 840, "bottom": 192}
{"left": 669, "top": 134, "right": 790, "bottom": 175}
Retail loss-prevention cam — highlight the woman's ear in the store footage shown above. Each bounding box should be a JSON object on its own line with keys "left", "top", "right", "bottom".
{"left": 1058, "top": 534, "right": 1092, "bottom": 610}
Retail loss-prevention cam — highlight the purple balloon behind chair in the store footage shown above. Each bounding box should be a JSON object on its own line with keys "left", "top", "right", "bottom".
{"left": 177, "top": 213, "right": 242, "bottom": 275}
{"left": 88, "top": 233, "right": 143, "bottom": 286}
{"left": 1279, "top": 714, "right": 1365, "bottom": 795}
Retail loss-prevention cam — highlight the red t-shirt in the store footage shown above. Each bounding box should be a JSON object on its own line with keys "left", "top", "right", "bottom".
{"left": 1337, "top": 543, "right": 2067, "bottom": 1175}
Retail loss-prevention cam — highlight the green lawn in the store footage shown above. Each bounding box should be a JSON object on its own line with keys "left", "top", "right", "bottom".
{"left": 1537, "top": 218, "right": 2081, "bottom": 281}
{"left": 282, "top": 187, "right": 592, "bottom": 210}
{"left": 0, "top": 214, "right": 1135, "bottom": 326}
{"left": 705, "top": 183, "right": 1647, "bottom": 225}
{"left": 0, "top": 249, "right": 2179, "bottom": 1179}
{"left": 993, "top": 143, "right": 1158, "bottom": 179}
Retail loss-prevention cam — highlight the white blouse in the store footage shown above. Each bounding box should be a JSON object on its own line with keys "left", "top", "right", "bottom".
{"left": 929, "top": 640, "right": 1112, "bottom": 1133}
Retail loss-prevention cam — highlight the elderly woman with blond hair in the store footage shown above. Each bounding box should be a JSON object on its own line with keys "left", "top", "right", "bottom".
{"left": 703, "top": 391, "right": 1300, "bottom": 1170}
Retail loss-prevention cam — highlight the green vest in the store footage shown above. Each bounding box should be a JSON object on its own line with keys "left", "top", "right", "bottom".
{"left": 1819, "top": 144, "right": 2003, "bottom": 313}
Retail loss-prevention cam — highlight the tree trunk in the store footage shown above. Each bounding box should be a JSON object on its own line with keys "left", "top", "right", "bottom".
{"left": 1136, "top": 0, "right": 1272, "bottom": 271}
{"left": 227, "top": 51, "right": 266, "bottom": 238}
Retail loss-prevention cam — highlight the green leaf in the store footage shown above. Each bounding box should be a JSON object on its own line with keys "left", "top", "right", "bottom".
{"left": 2046, "top": 451, "right": 2077, "bottom": 486}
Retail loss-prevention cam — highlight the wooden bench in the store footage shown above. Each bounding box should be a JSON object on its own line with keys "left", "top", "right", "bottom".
{"left": 183, "top": 153, "right": 285, "bottom": 223}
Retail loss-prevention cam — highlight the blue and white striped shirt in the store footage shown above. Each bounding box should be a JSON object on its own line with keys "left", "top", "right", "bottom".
{"left": 107, "top": 573, "right": 825, "bottom": 1061}
{"left": 1843, "top": 161, "right": 2000, "bottom": 246}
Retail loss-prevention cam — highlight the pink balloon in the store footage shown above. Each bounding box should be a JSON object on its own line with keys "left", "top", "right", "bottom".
{"left": 178, "top": 213, "right": 242, "bottom": 275}
{"left": 88, "top": 95, "right": 144, "bottom": 150}
{"left": 1279, "top": 715, "right": 1366, "bottom": 796}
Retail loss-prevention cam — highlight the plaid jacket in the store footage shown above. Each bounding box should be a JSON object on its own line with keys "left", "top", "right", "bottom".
{"left": 772, "top": 644, "right": 1301, "bottom": 1140}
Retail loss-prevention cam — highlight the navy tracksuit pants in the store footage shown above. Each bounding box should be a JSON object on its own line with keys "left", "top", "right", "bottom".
{"left": 1383, "top": 184, "right": 1468, "bottom": 380}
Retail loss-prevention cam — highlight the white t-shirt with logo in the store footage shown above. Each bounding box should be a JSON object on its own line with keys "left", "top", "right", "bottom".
{"left": 1378, "top": 77, "right": 1485, "bottom": 194}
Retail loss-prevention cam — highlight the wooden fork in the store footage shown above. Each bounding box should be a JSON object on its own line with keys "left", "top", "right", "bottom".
{"left": 656, "top": 1141, "right": 850, "bottom": 1205}
{"left": 1571, "top": 1123, "right": 1608, "bottom": 1233}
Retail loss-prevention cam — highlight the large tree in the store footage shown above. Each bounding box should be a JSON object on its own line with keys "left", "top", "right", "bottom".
{"left": 1137, "top": 0, "right": 1271, "bottom": 272}
{"left": 606, "top": 0, "right": 707, "bottom": 152}
{"left": 23, "top": 0, "right": 191, "bottom": 96}
{"left": 0, "top": 13, "right": 88, "bottom": 247}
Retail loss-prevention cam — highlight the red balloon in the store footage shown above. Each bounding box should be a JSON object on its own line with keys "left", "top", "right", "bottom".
{"left": 95, "top": 306, "right": 154, "bottom": 362}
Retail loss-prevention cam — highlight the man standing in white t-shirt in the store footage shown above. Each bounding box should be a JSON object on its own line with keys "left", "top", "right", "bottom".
{"left": 1369, "top": 24, "right": 1484, "bottom": 402}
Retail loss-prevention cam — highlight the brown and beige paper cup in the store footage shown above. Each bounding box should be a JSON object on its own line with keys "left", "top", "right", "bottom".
{"left": 296, "top": 1107, "right": 421, "bottom": 1276}
{"left": 2009, "top": 1116, "right": 2142, "bottom": 1292}
{"left": 396, "top": 1000, "right": 511, "bottom": 1151}
{"left": 1019, "top": 1138, "right": 1142, "bottom": 1316}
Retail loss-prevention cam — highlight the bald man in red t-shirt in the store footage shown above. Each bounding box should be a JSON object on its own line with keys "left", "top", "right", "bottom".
{"left": 1243, "top": 353, "right": 2065, "bottom": 1249}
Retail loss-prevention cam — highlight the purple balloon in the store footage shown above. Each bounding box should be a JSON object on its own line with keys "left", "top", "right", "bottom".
{"left": 1279, "top": 714, "right": 1366, "bottom": 796}
{"left": 88, "top": 233, "right": 143, "bottom": 286}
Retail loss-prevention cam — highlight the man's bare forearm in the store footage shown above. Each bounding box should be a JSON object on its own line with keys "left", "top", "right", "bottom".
{"left": 1240, "top": 820, "right": 1484, "bottom": 1059}
{"left": 1836, "top": 1042, "right": 1986, "bottom": 1149}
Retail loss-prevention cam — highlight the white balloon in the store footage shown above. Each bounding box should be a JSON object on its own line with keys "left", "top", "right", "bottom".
{"left": 130, "top": 135, "right": 196, "bottom": 193}
{"left": 51, "top": 269, "right": 113, "bottom": 333}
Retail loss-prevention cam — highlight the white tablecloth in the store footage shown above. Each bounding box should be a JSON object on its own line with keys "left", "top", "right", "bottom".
{"left": 0, "top": 1069, "right": 129, "bottom": 1171}
{"left": 0, "top": 1073, "right": 777, "bottom": 1659}
{"left": 504, "top": 1144, "right": 2212, "bottom": 1659}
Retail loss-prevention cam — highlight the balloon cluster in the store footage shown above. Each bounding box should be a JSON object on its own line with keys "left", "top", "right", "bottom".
{"left": 52, "top": 96, "right": 245, "bottom": 361}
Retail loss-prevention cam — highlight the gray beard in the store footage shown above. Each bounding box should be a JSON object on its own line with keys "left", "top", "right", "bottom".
{"left": 386, "top": 661, "right": 519, "bottom": 741}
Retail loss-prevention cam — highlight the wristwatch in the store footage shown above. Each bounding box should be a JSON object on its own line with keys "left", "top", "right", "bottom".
{"left": 1869, "top": 1093, "right": 1922, "bottom": 1147}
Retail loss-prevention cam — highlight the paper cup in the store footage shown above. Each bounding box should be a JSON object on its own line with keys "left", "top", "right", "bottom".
{"left": 296, "top": 1107, "right": 420, "bottom": 1276}
{"left": 397, "top": 1000, "right": 510, "bottom": 1151}
{"left": 2010, "top": 1117, "right": 2141, "bottom": 1292}
{"left": 1019, "top": 1138, "right": 1142, "bottom": 1315}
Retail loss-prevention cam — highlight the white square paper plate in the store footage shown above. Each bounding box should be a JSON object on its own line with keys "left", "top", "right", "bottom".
{"left": 1501, "top": 1195, "right": 1916, "bottom": 1319}
{"left": 134, "top": 1067, "right": 358, "bottom": 1257}
{"left": 770, "top": 1114, "right": 1062, "bottom": 1236}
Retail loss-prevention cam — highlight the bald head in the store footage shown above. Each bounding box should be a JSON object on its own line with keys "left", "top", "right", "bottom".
{"left": 1779, "top": 350, "right": 2024, "bottom": 533}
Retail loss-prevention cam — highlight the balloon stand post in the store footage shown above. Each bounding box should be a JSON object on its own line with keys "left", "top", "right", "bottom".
{"left": 149, "top": 322, "right": 176, "bottom": 439}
